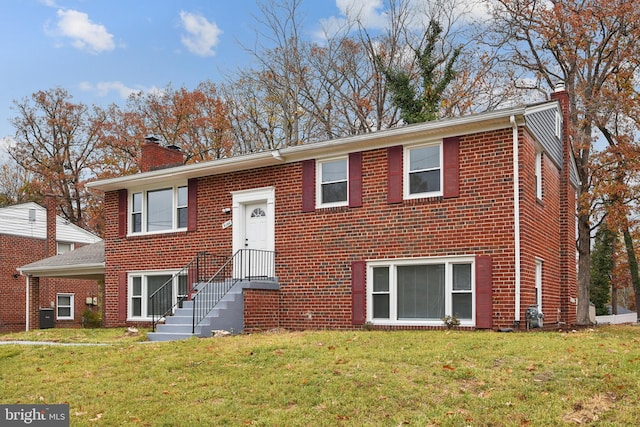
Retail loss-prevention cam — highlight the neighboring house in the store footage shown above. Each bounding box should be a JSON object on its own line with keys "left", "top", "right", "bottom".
{"left": 86, "top": 86, "right": 579, "bottom": 340}
{"left": 1, "top": 199, "right": 102, "bottom": 332}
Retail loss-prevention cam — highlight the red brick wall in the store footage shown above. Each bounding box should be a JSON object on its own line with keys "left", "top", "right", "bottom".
{"left": 102, "top": 126, "right": 576, "bottom": 331}
{"left": 243, "top": 289, "right": 280, "bottom": 333}
{"left": 140, "top": 142, "right": 184, "bottom": 172}
{"left": 0, "top": 234, "right": 100, "bottom": 333}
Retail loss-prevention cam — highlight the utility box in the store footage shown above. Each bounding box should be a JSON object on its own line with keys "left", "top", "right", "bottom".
{"left": 39, "top": 308, "right": 54, "bottom": 329}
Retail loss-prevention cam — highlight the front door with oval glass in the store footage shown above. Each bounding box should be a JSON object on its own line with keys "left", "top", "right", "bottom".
{"left": 240, "top": 202, "right": 271, "bottom": 279}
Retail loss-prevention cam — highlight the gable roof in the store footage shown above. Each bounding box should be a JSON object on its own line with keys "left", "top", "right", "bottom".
{"left": 0, "top": 202, "right": 101, "bottom": 244}
{"left": 88, "top": 100, "right": 577, "bottom": 192}
{"left": 17, "top": 240, "right": 104, "bottom": 280}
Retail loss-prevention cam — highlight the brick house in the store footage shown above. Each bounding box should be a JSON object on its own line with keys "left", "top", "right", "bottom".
{"left": 1, "top": 199, "right": 102, "bottom": 332}
{"left": 86, "top": 87, "right": 578, "bottom": 340}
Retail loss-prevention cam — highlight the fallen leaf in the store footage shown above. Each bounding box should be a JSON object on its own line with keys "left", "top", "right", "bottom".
{"left": 443, "top": 364, "right": 455, "bottom": 371}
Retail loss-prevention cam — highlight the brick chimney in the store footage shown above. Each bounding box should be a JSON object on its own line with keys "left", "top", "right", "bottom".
{"left": 140, "top": 135, "right": 184, "bottom": 172}
{"left": 550, "top": 81, "right": 578, "bottom": 327}
{"left": 44, "top": 194, "right": 57, "bottom": 258}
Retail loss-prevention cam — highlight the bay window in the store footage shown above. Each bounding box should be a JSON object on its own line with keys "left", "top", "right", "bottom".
{"left": 367, "top": 257, "right": 475, "bottom": 326}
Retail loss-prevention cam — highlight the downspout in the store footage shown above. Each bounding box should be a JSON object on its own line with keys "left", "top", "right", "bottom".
{"left": 510, "top": 115, "right": 522, "bottom": 326}
{"left": 25, "top": 275, "right": 30, "bottom": 332}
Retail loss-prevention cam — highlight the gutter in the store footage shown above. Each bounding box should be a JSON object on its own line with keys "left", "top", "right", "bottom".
{"left": 25, "top": 275, "right": 29, "bottom": 332}
{"left": 510, "top": 115, "right": 522, "bottom": 325}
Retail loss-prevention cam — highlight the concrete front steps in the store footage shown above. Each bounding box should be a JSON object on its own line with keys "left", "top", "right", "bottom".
{"left": 147, "top": 279, "right": 279, "bottom": 342}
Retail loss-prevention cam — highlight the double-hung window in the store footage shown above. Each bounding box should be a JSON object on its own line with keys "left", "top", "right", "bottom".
{"left": 129, "top": 273, "right": 188, "bottom": 320}
{"left": 317, "top": 157, "right": 348, "bottom": 207}
{"left": 130, "top": 185, "right": 187, "bottom": 234}
{"left": 56, "top": 293, "right": 74, "bottom": 320}
{"left": 368, "top": 257, "right": 474, "bottom": 326}
{"left": 405, "top": 143, "right": 442, "bottom": 198}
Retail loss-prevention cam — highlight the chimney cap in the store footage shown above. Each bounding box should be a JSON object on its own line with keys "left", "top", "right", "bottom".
{"left": 145, "top": 135, "right": 160, "bottom": 143}
{"left": 554, "top": 81, "right": 566, "bottom": 92}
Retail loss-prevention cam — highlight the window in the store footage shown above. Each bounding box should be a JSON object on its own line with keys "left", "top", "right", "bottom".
{"left": 130, "top": 185, "right": 187, "bottom": 234}
{"left": 535, "top": 150, "right": 543, "bottom": 200}
{"left": 317, "top": 158, "right": 348, "bottom": 207}
{"left": 555, "top": 110, "right": 563, "bottom": 139}
{"left": 128, "top": 272, "right": 187, "bottom": 320}
{"left": 57, "top": 242, "right": 74, "bottom": 255}
{"left": 405, "top": 143, "right": 442, "bottom": 198}
{"left": 367, "top": 257, "right": 474, "bottom": 326}
{"left": 56, "top": 293, "right": 74, "bottom": 320}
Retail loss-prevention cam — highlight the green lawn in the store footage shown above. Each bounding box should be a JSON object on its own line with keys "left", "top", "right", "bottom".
{"left": 1, "top": 326, "right": 639, "bottom": 426}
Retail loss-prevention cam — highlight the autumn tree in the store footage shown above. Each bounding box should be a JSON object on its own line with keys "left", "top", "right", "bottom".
{"left": 8, "top": 88, "right": 106, "bottom": 228}
{"left": 486, "top": 0, "right": 640, "bottom": 324}
{"left": 590, "top": 224, "right": 615, "bottom": 315}
{"left": 101, "top": 81, "right": 232, "bottom": 175}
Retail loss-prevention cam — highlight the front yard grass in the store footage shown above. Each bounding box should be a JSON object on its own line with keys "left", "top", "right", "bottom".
{"left": 1, "top": 326, "right": 639, "bottom": 426}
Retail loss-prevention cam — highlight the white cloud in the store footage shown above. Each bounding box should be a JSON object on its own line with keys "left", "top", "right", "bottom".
{"left": 53, "top": 9, "right": 115, "bottom": 54}
{"left": 179, "top": 11, "right": 222, "bottom": 57}
{"left": 79, "top": 81, "right": 140, "bottom": 99}
{"left": 336, "top": 0, "right": 386, "bottom": 29}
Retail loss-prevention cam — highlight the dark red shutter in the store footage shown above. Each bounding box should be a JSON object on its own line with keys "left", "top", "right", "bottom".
{"left": 301, "top": 159, "right": 316, "bottom": 212}
{"left": 387, "top": 145, "right": 403, "bottom": 204}
{"left": 475, "top": 255, "right": 493, "bottom": 329}
{"left": 187, "top": 178, "right": 198, "bottom": 232}
{"left": 348, "top": 152, "right": 362, "bottom": 208}
{"left": 118, "top": 271, "right": 128, "bottom": 322}
{"left": 351, "top": 260, "right": 366, "bottom": 325}
{"left": 443, "top": 136, "right": 460, "bottom": 198}
{"left": 118, "top": 189, "right": 127, "bottom": 239}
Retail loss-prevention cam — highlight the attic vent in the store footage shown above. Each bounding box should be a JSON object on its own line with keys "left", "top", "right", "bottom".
{"left": 29, "top": 209, "right": 36, "bottom": 222}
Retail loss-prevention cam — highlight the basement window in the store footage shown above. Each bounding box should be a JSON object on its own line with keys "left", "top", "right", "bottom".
{"left": 128, "top": 272, "right": 188, "bottom": 321}
{"left": 367, "top": 257, "right": 475, "bottom": 326}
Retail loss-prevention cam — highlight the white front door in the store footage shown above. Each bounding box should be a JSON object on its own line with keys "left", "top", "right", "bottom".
{"left": 231, "top": 187, "right": 275, "bottom": 279}
{"left": 244, "top": 202, "right": 268, "bottom": 251}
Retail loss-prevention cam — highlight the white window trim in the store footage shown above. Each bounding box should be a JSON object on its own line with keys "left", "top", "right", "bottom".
{"left": 127, "top": 270, "right": 185, "bottom": 321}
{"left": 555, "top": 110, "right": 563, "bottom": 139}
{"left": 57, "top": 242, "right": 74, "bottom": 255}
{"left": 316, "top": 157, "right": 349, "bottom": 208}
{"left": 129, "top": 183, "right": 188, "bottom": 236}
{"left": 366, "top": 256, "right": 475, "bottom": 327}
{"left": 535, "top": 150, "right": 543, "bottom": 200}
{"left": 404, "top": 142, "right": 443, "bottom": 200}
{"left": 56, "top": 293, "right": 74, "bottom": 320}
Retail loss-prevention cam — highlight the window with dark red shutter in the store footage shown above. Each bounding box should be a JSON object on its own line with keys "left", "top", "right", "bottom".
{"left": 475, "top": 255, "right": 493, "bottom": 329}
{"left": 387, "top": 145, "right": 403, "bottom": 203}
{"left": 349, "top": 152, "right": 362, "bottom": 208}
{"left": 118, "top": 189, "right": 127, "bottom": 238}
{"left": 443, "top": 136, "right": 460, "bottom": 198}
{"left": 301, "top": 159, "right": 316, "bottom": 212}
{"left": 118, "top": 271, "right": 128, "bottom": 322}
{"left": 351, "top": 260, "right": 366, "bottom": 325}
{"left": 187, "top": 178, "right": 198, "bottom": 231}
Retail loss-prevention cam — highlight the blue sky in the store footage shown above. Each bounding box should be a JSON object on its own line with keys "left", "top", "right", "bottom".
{"left": 0, "top": 0, "right": 398, "bottom": 150}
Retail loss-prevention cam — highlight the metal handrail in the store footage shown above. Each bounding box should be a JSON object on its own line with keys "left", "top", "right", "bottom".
{"left": 191, "top": 249, "right": 276, "bottom": 333}
{"left": 149, "top": 252, "right": 227, "bottom": 332}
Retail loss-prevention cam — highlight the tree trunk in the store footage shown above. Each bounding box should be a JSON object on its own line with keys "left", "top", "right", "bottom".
{"left": 622, "top": 225, "right": 640, "bottom": 322}
{"left": 576, "top": 210, "right": 592, "bottom": 325}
